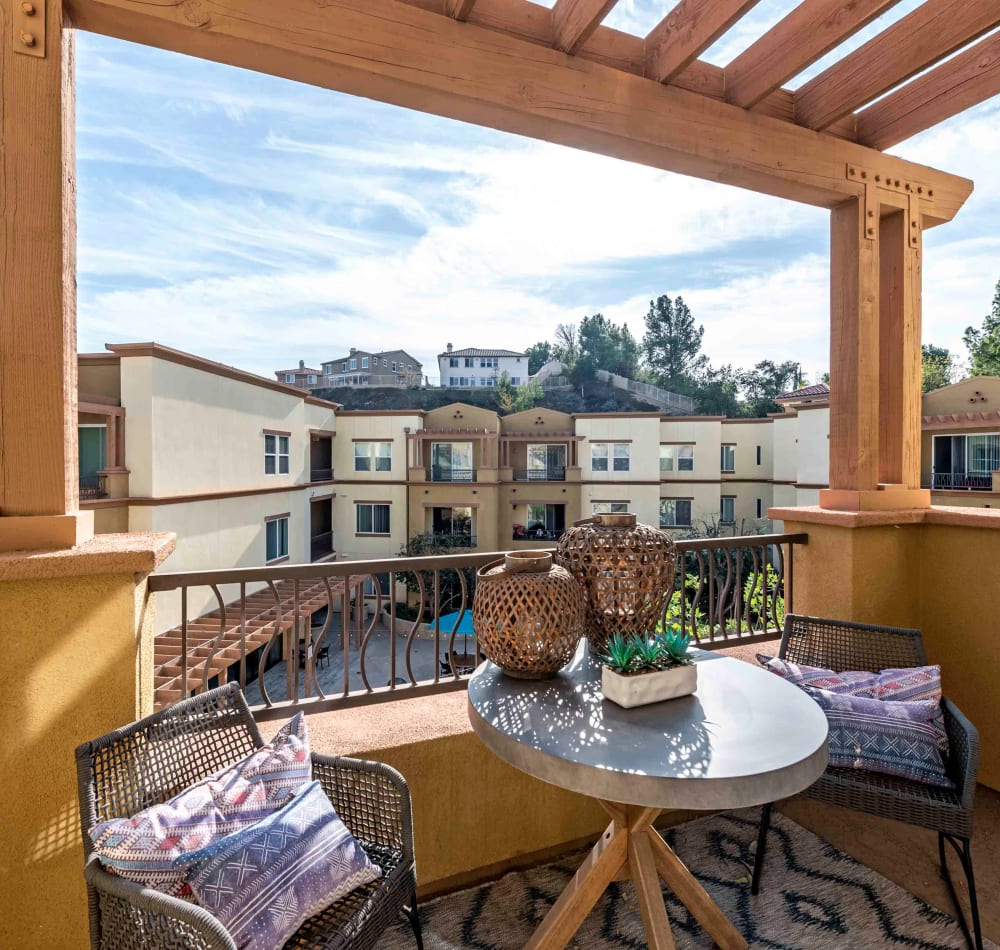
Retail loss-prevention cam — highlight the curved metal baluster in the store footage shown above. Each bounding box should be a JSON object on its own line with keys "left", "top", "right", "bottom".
{"left": 771, "top": 542, "right": 786, "bottom": 632}
{"left": 746, "top": 547, "right": 762, "bottom": 632}
{"left": 255, "top": 581, "right": 284, "bottom": 708}
{"left": 388, "top": 572, "right": 398, "bottom": 690}
{"left": 180, "top": 587, "right": 189, "bottom": 701}
{"left": 446, "top": 569, "right": 470, "bottom": 679}
{"left": 716, "top": 547, "right": 734, "bottom": 640}
{"left": 238, "top": 583, "right": 247, "bottom": 691}
{"left": 308, "top": 577, "right": 335, "bottom": 701}
{"left": 662, "top": 564, "right": 678, "bottom": 632}
{"left": 290, "top": 580, "right": 301, "bottom": 704}
{"left": 432, "top": 570, "right": 441, "bottom": 683}
{"left": 342, "top": 581, "right": 351, "bottom": 698}
{"left": 200, "top": 584, "right": 228, "bottom": 695}
{"left": 358, "top": 573, "right": 384, "bottom": 692}
{"left": 403, "top": 571, "right": 426, "bottom": 686}
{"left": 734, "top": 549, "right": 744, "bottom": 639}
{"left": 690, "top": 551, "right": 706, "bottom": 642}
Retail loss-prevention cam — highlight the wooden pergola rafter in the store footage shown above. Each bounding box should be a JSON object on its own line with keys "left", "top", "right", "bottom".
{"left": 3, "top": 0, "right": 1000, "bottom": 550}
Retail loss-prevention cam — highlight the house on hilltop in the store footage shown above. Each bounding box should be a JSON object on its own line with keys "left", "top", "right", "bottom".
{"left": 438, "top": 344, "right": 529, "bottom": 387}
{"left": 321, "top": 348, "right": 423, "bottom": 387}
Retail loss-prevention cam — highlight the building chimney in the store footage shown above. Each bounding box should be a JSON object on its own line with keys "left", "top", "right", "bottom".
{"left": 446, "top": 343, "right": 453, "bottom": 352}
{"left": 350, "top": 347, "right": 357, "bottom": 355}
{"left": 299, "top": 359, "right": 305, "bottom": 370}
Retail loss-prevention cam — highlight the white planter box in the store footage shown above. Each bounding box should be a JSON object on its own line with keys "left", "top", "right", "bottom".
{"left": 601, "top": 663, "right": 698, "bottom": 709}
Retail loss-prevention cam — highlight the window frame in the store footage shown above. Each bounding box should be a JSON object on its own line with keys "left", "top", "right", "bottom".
{"left": 721, "top": 444, "right": 736, "bottom": 473}
{"left": 592, "top": 501, "right": 629, "bottom": 515}
{"left": 591, "top": 442, "right": 630, "bottom": 473}
{"left": 264, "top": 432, "right": 290, "bottom": 475}
{"left": 265, "top": 514, "right": 289, "bottom": 564}
{"left": 353, "top": 441, "right": 393, "bottom": 473}
{"left": 720, "top": 495, "right": 736, "bottom": 524}
{"left": 659, "top": 498, "right": 692, "bottom": 528}
{"left": 356, "top": 502, "right": 391, "bottom": 536}
{"left": 361, "top": 357, "right": 369, "bottom": 369}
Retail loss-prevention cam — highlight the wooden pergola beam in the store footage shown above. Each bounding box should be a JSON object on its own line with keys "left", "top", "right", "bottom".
{"left": 724, "top": 0, "right": 901, "bottom": 110}
{"left": 645, "top": 0, "right": 762, "bottom": 85}
{"left": 857, "top": 30, "right": 1000, "bottom": 150}
{"left": 796, "top": 0, "right": 1000, "bottom": 130}
{"left": 551, "top": 0, "right": 618, "bottom": 55}
{"left": 64, "top": 0, "right": 971, "bottom": 222}
{"left": 445, "top": 0, "right": 477, "bottom": 21}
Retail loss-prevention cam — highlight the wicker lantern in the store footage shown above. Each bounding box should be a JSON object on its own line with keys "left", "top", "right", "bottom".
{"left": 473, "top": 552, "right": 586, "bottom": 679}
{"left": 556, "top": 512, "right": 677, "bottom": 656}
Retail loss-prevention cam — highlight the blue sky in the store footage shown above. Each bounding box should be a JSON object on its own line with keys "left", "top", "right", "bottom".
{"left": 75, "top": 1, "right": 1000, "bottom": 383}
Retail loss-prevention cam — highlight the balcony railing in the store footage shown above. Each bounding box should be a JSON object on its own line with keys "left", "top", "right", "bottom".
{"left": 79, "top": 473, "right": 108, "bottom": 500}
{"left": 930, "top": 472, "right": 993, "bottom": 491}
{"left": 147, "top": 532, "right": 806, "bottom": 717}
{"left": 310, "top": 467, "right": 334, "bottom": 483}
{"left": 513, "top": 467, "right": 567, "bottom": 481}
{"left": 512, "top": 527, "right": 564, "bottom": 541}
{"left": 430, "top": 466, "right": 476, "bottom": 482}
{"left": 310, "top": 531, "right": 335, "bottom": 562}
{"left": 431, "top": 533, "right": 477, "bottom": 548}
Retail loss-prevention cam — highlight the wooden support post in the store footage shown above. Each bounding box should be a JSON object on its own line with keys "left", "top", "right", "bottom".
{"left": 0, "top": 0, "right": 93, "bottom": 550}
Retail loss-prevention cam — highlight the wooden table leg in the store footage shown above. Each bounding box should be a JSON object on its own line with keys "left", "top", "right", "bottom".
{"left": 524, "top": 820, "right": 628, "bottom": 950}
{"left": 647, "top": 826, "right": 748, "bottom": 950}
{"left": 628, "top": 829, "right": 676, "bottom": 950}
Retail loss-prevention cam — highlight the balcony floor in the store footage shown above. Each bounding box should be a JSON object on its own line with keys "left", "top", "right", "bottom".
{"left": 376, "top": 802, "right": 997, "bottom": 948}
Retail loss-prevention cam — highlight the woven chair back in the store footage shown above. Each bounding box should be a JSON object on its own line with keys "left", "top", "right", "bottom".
{"left": 76, "top": 683, "right": 264, "bottom": 852}
{"left": 780, "top": 614, "right": 926, "bottom": 673}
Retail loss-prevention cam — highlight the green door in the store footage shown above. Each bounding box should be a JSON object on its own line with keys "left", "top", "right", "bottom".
{"left": 78, "top": 426, "right": 107, "bottom": 480}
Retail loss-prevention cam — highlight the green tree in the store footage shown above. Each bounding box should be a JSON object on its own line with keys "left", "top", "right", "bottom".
{"left": 963, "top": 279, "right": 1000, "bottom": 376}
{"left": 526, "top": 341, "right": 553, "bottom": 375}
{"left": 690, "top": 363, "right": 742, "bottom": 417}
{"left": 739, "top": 360, "right": 801, "bottom": 417}
{"left": 642, "top": 295, "right": 708, "bottom": 392}
{"left": 513, "top": 377, "right": 543, "bottom": 412}
{"left": 495, "top": 370, "right": 517, "bottom": 413}
{"left": 921, "top": 344, "right": 954, "bottom": 392}
{"left": 575, "top": 313, "right": 641, "bottom": 379}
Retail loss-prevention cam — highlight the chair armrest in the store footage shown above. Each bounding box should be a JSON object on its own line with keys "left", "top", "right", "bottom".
{"left": 942, "top": 697, "right": 980, "bottom": 811}
{"left": 312, "top": 752, "right": 415, "bottom": 867}
{"left": 84, "top": 856, "right": 236, "bottom": 950}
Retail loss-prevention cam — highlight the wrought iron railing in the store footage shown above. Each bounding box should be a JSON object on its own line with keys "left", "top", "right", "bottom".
{"left": 310, "top": 531, "right": 334, "bottom": 562}
{"left": 147, "top": 532, "right": 806, "bottom": 718}
{"left": 79, "top": 473, "right": 108, "bottom": 500}
{"left": 430, "top": 466, "right": 476, "bottom": 482}
{"left": 513, "top": 467, "right": 566, "bottom": 481}
{"left": 310, "top": 467, "right": 334, "bottom": 482}
{"left": 930, "top": 472, "right": 993, "bottom": 491}
{"left": 512, "top": 527, "right": 564, "bottom": 541}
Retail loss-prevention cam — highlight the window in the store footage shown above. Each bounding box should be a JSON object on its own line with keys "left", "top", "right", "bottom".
{"left": 464, "top": 357, "right": 474, "bottom": 367}
{"left": 449, "top": 376, "right": 457, "bottom": 385}
{"left": 481, "top": 376, "right": 496, "bottom": 387}
{"left": 721, "top": 444, "right": 736, "bottom": 472}
{"left": 659, "top": 499, "right": 692, "bottom": 528}
{"left": 449, "top": 357, "right": 459, "bottom": 367}
{"left": 968, "top": 434, "right": 1000, "bottom": 473}
{"left": 520, "top": 503, "right": 566, "bottom": 539}
{"left": 342, "top": 361, "right": 348, "bottom": 372}
{"left": 356, "top": 503, "right": 390, "bottom": 535}
{"left": 511, "top": 376, "right": 521, "bottom": 385}
{"left": 323, "top": 363, "right": 332, "bottom": 375}
{"left": 361, "top": 357, "right": 369, "bottom": 369}
{"left": 354, "top": 441, "right": 392, "bottom": 472}
{"left": 350, "top": 358, "right": 357, "bottom": 370}
{"left": 593, "top": 502, "right": 629, "bottom": 514}
{"left": 756, "top": 445, "right": 762, "bottom": 466}
{"left": 720, "top": 496, "right": 736, "bottom": 524}
{"left": 284, "top": 373, "right": 295, "bottom": 383}
{"left": 480, "top": 357, "right": 498, "bottom": 368}
{"left": 527, "top": 443, "right": 567, "bottom": 479}
{"left": 307, "top": 374, "right": 317, "bottom": 385}
{"left": 660, "top": 444, "right": 694, "bottom": 472}
{"left": 265, "top": 516, "right": 289, "bottom": 563}
{"left": 756, "top": 498, "right": 763, "bottom": 518}
{"left": 264, "top": 433, "right": 290, "bottom": 475}
{"left": 431, "top": 506, "right": 473, "bottom": 543}
{"left": 407, "top": 364, "right": 412, "bottom": 372}
{"left": 591, "top": 443, "right": 630, "bottom": 472}
{"left": 431, "top": 442, "right": 473, "bottom": 481}
{"left": 459, "top": 376, "right": 470, "bottom": 386}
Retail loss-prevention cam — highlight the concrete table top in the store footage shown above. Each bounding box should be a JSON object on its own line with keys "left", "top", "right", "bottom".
{"left": 468, "top": 643, "right": 829, "bottom": 810}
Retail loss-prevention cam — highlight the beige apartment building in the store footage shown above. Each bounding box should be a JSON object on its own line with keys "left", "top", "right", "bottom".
{"left": 78, "top": 344, "right": 340, "bottom": 629}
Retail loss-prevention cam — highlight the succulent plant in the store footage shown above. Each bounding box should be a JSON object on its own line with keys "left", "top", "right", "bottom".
{"left": 656, "top": 628, "right": 692, "bottom": 666}
{"left": 603, "top": 633, "right": 638, "bottom": 673}
{"left": 633, "top": 636, "right": 663, "bottom": 670}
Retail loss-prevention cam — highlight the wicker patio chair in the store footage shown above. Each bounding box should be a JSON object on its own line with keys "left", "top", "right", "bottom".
{"left": 751, "top": 614, "right": 982, "bottom": 950}
{"left": 75, "top": 682, "right": 423, "bottom": 950}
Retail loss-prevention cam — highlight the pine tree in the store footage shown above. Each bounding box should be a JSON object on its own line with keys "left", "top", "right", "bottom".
{"left": 642, "top": 295, "right": 707, "bottom": 392}
{"left": 963, "top": 279, "right": 1000, "bottom": 376}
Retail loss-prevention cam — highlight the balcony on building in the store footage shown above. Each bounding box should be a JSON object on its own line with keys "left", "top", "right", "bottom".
{"left": 429, "top": 506, "right": 476, "bottom": 547}
{"left": 310, "top": 430, "right": 334, "bottom": 482}
{"left": 309, "top": 496, "right": 335, "bottom": 562}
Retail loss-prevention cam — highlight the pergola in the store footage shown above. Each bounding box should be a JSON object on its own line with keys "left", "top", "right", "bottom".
{"left": 2, "top": 0, "right": 999, "bottom": 547}
{"left": 3, "top": 2, "right": 1000, "bottom": 948}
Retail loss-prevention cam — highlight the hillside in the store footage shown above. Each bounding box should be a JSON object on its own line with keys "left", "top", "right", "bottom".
{"left": 312, "top": 379, "right": 663, "bottom": 414}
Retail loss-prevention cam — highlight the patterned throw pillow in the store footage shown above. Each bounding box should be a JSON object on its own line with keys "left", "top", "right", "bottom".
{"left": 756, "top": 654, "right": 942, "bottom": 702}
{"left": 756, "top": 654, "right": 877, "bottom": 695}
{"left": 802, "top": 686, "right": 952, "bottom": 788}
{"left": 179, "top": 781, "right": 382, "bottom": 950}
{"left": 91, "top": 713, "right": 311, "bottom": 898}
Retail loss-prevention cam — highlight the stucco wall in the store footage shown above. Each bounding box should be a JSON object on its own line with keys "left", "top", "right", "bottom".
{"left": 796, "top": 408, "right": 830, "bottom": 487}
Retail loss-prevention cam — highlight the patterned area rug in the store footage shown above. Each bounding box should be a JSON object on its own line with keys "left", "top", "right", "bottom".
{"left": 380, "top": 809, "right": 992, "bottom": 949}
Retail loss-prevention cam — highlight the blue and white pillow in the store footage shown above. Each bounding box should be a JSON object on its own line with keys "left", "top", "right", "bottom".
{"left": 179, "top": 781, "right": 381, "bottom": 950}
{"left": 802, "top": 686, "right": 952, "bottom": 789}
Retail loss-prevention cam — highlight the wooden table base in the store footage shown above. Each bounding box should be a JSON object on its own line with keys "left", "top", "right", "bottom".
{"left": 524, "top": 802, "right": 748, "bottom": 950}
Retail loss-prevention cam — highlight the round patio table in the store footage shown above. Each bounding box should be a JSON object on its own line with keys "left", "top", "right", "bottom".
{"left": 467, "top": 645, "right": 829, "bottom": 950}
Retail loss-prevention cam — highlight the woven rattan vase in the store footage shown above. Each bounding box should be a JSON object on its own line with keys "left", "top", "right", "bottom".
{"left": 473, "top": 552, "right": 586, "bottom": 679}
{"left": 556, "top": 512, "right": 677, "bottom": 656}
